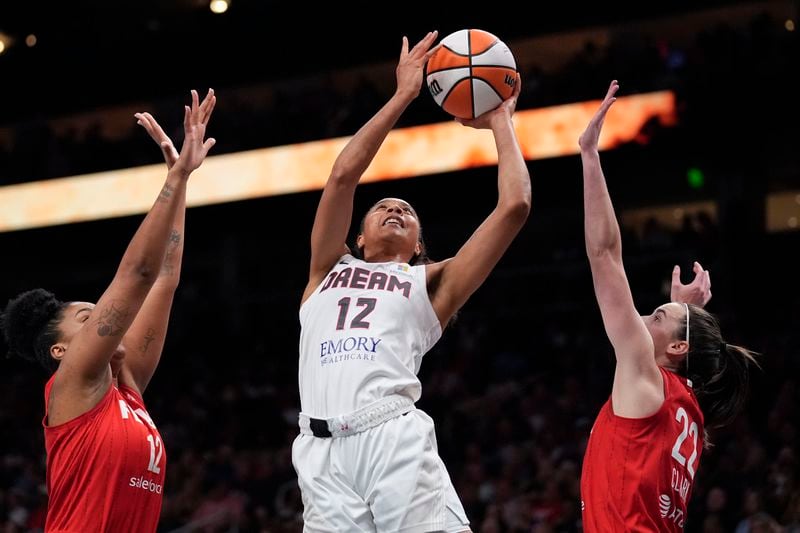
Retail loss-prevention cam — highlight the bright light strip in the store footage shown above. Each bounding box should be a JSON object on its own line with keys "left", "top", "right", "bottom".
{"left": 0, "top": 91, "right": 675, "bottom": 232}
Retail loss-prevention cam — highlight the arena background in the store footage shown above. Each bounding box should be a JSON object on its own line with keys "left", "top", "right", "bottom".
{"left": 1, "top": 1, "right": 798, "bottom": 531}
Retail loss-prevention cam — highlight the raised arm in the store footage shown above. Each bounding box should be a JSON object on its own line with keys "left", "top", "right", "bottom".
{"left": 302, "top": 31, "right": 439, "bottom": 303}
{"left": 119, "top": 89, "right": 216, "bottom": 395}
{"left": 52, "top": 92, "right": 215, "bottom": 411}
{"left": 427, "top": 76, "right": 531, "bottom": 327}
{"left": 580, "top": 80, "right": 662, "bottom": 416}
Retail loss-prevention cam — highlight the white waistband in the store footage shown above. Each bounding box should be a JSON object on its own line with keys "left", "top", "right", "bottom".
{"left": 298, "top": 394, "right": 416, "bottom": 438}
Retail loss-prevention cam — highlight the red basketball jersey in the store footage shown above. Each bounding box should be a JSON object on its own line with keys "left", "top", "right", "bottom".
{"left": 581, "top": 368, "right": 704, "bottom": 532}
{"left": 43, "top": 376, "right": 166, "bottom": 532}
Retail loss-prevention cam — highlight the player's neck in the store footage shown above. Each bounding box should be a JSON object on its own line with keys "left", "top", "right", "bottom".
{"left": 363, "top": 248, "right": 412, "bottom": 264}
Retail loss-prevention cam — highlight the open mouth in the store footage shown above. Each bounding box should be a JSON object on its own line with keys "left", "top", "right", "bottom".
{"left": 383, "top": 216, "right": 403, "bottom": 228}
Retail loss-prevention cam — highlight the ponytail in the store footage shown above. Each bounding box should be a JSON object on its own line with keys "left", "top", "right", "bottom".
{"left": 680, "top": 305, "right": 759, "bottom": 443}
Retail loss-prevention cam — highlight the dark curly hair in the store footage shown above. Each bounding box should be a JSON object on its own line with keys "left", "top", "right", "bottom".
{"left": 1, "top": 289, "right": 66, "bottom": 372}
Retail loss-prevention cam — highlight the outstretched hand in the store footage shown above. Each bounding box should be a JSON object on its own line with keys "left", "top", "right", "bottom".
{"left": 396, "top": 31, "right": 439, "bottom": 99}
{"left": 671, "top": 261, "right": 712, "bottom": 307}
{"left": 135, "top": 111, "right": 180, "bottom": 169}
{"left": 578, "top": 80, "right": 619, "bottom": 152}
{"left": 171, "top": 88, "right": 217, "bottom": 176}
{"left": 456, "top": 72, "right": 522, "bottom": 130}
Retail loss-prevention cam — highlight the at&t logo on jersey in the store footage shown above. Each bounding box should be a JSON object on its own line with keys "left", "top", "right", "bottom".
{"left": 658, "top": 493, "right": 685, "bottom": 528}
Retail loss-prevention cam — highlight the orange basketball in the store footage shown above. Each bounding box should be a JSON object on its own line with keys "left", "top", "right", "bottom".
{"left": 425, "top": 29, "right": 517, "bottom": 120}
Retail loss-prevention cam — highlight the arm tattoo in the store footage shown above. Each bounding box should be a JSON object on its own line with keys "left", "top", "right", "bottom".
{"left": 158, "top": 183, "right": 175, "bottom": 203}
{"left": 140, "top": 328, "right": 157, "bottom": 353}
{"left": 161, "top": 229, "right": 182, "bottom": 275}
{"left": 96, "top": 302, "right": 130, "bottom": 337}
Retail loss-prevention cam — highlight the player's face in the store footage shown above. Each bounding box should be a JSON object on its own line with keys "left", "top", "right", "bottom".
{"left": 59, "top": 302, "right": 95, "bottom": 341}
{"left": 361, "top": 198, "right": 421, "bottom": 257}
{"left": 644, "top": 302, "right": 687, "bottom": 357}
{"left": 53, "top": 301, "right": 127, "bottom": 371}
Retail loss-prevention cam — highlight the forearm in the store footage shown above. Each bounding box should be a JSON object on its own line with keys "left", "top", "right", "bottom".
{"left": 582, "top": 149, "right": 622, "bottom": 257}
{"left": 154, "top": 185, "right": 186, "bottom": 288}
{"left": 329, "top": 90, "right": 415, "bottom": 183}
{"left": 492, "top": 117, "right": 531, "bottom": 216}
{"left": 116, "top": 168, "right": 189, "bottom": 282}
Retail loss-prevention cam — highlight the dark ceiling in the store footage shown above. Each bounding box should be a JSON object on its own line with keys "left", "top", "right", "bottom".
{"left": 0, "top": 0, "right": 760, "bottom": 123}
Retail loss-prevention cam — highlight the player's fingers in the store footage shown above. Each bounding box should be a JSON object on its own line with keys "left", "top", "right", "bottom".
{"left": 600, "top": 95, "right": 616, "bottom": 113}
{"left": 411, "top": 31, "right": 437, "bottom": 58}
{"left": 160, "top": 142, "right": 177, "bottom": 166}
{"left": 191, "top": 89, "right": 199, "bottom": 117}
{"left": 400, "top": 36, "right": 409, "bottom": 57}
{"left": 198, "top": 88, "right": 213, "bottom": 121}
{"left": 424, "top": 43, "right": 443, "bottom": 62}
{"left": 671, "top": 265, "right": 681, "bottom": 288}
{"left": 607, "top": 80, "right": 619, "bottom": 99}
{"left": 143, "top": 113, "right": 170, "bottom": 142}
{"left": 512, "top": 72, "right": 522, "bottom": 98}
{"left": 423, "top": 30, "right": 438, "bottom": 49}
{"left": 202, "top": 95, "right": 217, "bottom": 127}
{"left": 134, "top": 113, "right": 148, "bottom": 129}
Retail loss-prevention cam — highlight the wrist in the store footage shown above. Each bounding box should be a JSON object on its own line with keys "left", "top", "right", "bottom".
{"left": 167, "top": 166, "right": 192, "bottom": 181}
{"left": 393, "top": 88, "right": 418, "bottom": 104}
{"left": 489, "top": 112, "right": 513, "bottom": 130}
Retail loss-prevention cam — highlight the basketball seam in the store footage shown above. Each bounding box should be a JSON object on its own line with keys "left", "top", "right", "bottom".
{"left": 439, "top": 77, "right": 471, "bottom": 110}
{"left": 468, "top": 31, "right": 475, "bottom": 119}
{"left": 469, "top": 64, "right": 517, "bottom": 70}
{"left": 441, "top": 43, "right": 470, "bottom": 58}
{"left": 471, "top": 39, "right": 501, "bottom": 57}
{"left": 425, "top": 65, "right": 470, "bottom": 76}
{"left": 472, "top": 76, "right": 510, "bottom": 102}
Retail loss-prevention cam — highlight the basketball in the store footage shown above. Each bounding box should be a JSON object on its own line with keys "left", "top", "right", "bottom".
{"left": 425, "top": 29, "right": 517, "bottom": 120}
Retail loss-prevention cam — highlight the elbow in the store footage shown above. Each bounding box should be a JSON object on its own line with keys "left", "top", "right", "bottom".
{"left": 327, "top": 166, "right": 349, "bottom": 184}
{"left": 328, "top": 159, "right": 362, "bottom": 186}
{"left": 585, "top": 241, "right": 622, "bottom": 262}
{"left": 119, "top": 260, "right": 159, "bottom": 287}
{"left": 501, "top": 194, "right": 532, "bottom": 226}
{"left": 133, "top": 263, "right": 159, "bottom": 285}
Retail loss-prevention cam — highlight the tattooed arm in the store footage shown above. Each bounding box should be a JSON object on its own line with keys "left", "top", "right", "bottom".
{"left": 119, "top": 99, "right": 208, "bottom": 395}
{"left": 48, "top": 90, "right": 215, "bottom": 423}
{"left": 119, "top": 224, "right": 184, "bottom": 395}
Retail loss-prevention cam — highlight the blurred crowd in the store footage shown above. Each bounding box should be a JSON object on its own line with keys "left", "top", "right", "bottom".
{"left": 1, "top": 4, "right": 799, "bottom": 533}
{"left": 0, "top": 5, "right": 795, "bottom": 186}
{"left": 3, "top": 212, "right": 799, "bottom": 533}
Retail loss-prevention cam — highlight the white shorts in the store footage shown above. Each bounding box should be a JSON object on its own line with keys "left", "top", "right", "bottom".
{"left": 292, "top": 409, "right": 470, "bottom": 533}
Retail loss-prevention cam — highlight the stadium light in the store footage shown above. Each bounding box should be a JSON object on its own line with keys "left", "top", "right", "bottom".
{"left": 210, "top": 0, "right": 229, "bottom": 14}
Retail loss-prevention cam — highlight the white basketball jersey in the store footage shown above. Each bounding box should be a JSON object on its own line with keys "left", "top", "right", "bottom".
{"left": 298, "top": 254, "right": 442, "bottom": 417}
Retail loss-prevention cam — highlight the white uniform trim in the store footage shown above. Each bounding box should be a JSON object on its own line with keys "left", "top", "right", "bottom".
{"left": 298, "top": 394, "right": 415, "bottom": 438}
